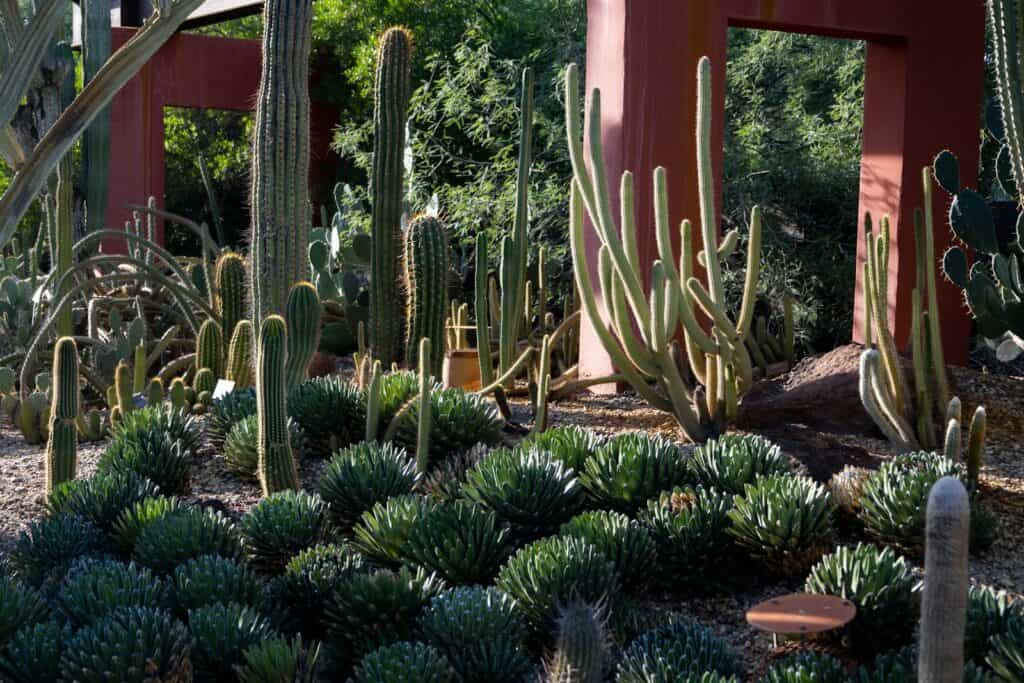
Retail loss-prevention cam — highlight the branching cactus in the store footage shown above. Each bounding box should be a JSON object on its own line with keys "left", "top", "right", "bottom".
{"left": 369, "top": 27, "right": 413, "bottom": 367}
{"left": 545, "top": 602, "right": 606, "bottom": 683}
{"left": 284, "top": 282, "right": 322, "bottom": 388}
{"left": 249, "top": 0, "right": 313, "bottom": 328}
{"left": 45, "top": 337, "right": 78, "bottom": 492}
{"left": 404, "top": 215, "right": 448, "bottom": 376}
{"left": 257, "top": 314, "right": 299, "bottom": 495}
{"left": 565, "top": 57, "right": 763, "bottom": 442}
{"left": 196, "top": 318, "right": 224, "bottom": 380}
{"left": 215, "top": 251, "right": 246, "bottom": 343}
{"left": 227, "top": 319, "right": 255, "bottom": 389}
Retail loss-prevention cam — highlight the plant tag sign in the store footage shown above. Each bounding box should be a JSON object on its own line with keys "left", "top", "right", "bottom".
{"left": 131, "top": 392, "right": 148, "bottom": 409}
{"left": 213, "top": 380, "right": 236, "bottom": 400}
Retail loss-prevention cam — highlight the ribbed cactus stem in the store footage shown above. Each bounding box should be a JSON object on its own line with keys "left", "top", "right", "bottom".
{"left": 967, "top": 406, "right": 986, "bottom": 491}
{"left": 146, "top": 378, "right": 163, "bottom": 407}
{"left": 197, "top": 318, "right": 224, "bottom": 379}
{"left": 45, "top": 337, "right": 78, "bottom": 493}
{"left": 132, "top": 343, "right": 147, "bottom": 394}
{"left": 284, "top": 282, "right": 321, "bottom": 388}
{"left": 416, "top": 337, "right": 432, "bottom": 475}
{"left": 249, "top": 0, "right": 313, "bottom": 329}
{"left": 546, "top": 602, "right": 605, "bottom": 683}
{"left": 404, "top": 215, "right": 448, "bottom": 376}
{"left": 532, "top": 334, "right": 552, "bottom": 435}
{"left": 115, "top": 360, "right": 133, "bottom": 418}
{"left": 365, "top": 359, "right": 382, "bottom": 442}
{"left": 226, "top": 319, "right": 255, "bottom": 388}
{"left": 170, "top": 377, "right": 187, "bottom": 410}
{"left": 194, "top": 368, "right": 215, "bottom": 398}
{"left": 369, "top": 27, "right": 413, "bottom": 367}
{"left": 257, "top": 315, "right": 299, "bottom": 495}
{"left": 989, "top": 0, "right": 1024, "bottom": 198}
{"left": 921, "top": 169, "right": 949, "bottom": 410}
{"left": 942, "top": 417, "right": 961, "bottom": 462}
{"left": 215, "top": 251, "right": 246, "bottom": 343}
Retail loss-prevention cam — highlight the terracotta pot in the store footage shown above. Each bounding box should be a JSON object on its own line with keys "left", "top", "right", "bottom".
{"left": 443, "top": 349, "right": 482, "bottom": 390}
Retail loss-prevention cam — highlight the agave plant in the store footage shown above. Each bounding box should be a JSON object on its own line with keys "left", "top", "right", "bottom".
{"left": 171, "top": 554, "right": 265, "bottom": 615}
{"left": 350, "top": 641, "right": 451, "bottom": 683}
{"left": 188, "top": 602, "right": 279, "bottom": 682}
{"left": 580, "top": 433, "right": 690, "bottom": 513}
{"left": 97, "top": 429, "right": 192, "bottom": 495}
{"left": 47, "top": 473, "right": 161, "bottom": 532}
{"left": 288, "top": 376, "right": 365, "bottom": 455}
{"left": 689, "top": 434, "right": 791, "bottom": 495}
{"left": 223, "top": 414, "right": 305, "bottom": 478}
{"left": 616, "top": 618, "right": 742, "bottom": 682}
{"left": 206, "top": 387, "right": 257, "bottom": 449}
{"left": 520, "top": 425, "right": 603, "bottom": 473}
{"left": 110, "top": 495, "right": 182, "bottom": 556}
{"left": 0, "top": 620, "right": 71, "bottom": 683}
{"left": 237, "top": 635, "right": 320, "bottom": 683}
{"left": 966, "top": 585, "right": 1024, "bottom": 665}
{"left": 240, "top": 490, "right": 330, "bottom": 572}
{"left": 132, "top": 507, "right": 243, "bottom": 574}
{"left": 391, "top": 386, "right": 504, "bottom": 466}
{"left": 988, "top": 617, "right": 1024, "bottom": 683}
{"left": 319, "top": 441, "right": 418, "bottom": 529}
{"left": 0, "top": 574, "right": 50, "bottom": 644}
{"left": 757, "top": 651, "right": 848, "bottom": 683}
{"left": 404, "top": 500, "right": 513, "bottom": 585}
{"left": 54, "top": 558, "right": 169, "bottom": 627}
{"left": 9, "top": 514, "right": 108, "bottom": 588}
{"left": 560, "top": 510, "right": 657, "bottom": 593}
{"left": 276, "top": 543, "right": 370, "bottom": 638}
{"left": 352, "top": 495, "right": 436, "bottom": 567}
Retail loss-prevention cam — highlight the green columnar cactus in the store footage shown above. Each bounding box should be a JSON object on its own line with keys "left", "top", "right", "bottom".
{"left": 284, "top": 282, "right": 322, "bottom": 388}
{"left": 564, "top": 58, "right": 762, "bottom": 442}
{"left": 967, "top": 406, "right": 986, "bottom": 491}
{"left": 990, "top": 0, "right": 1024, "bottom": 201}
{"left": 45, "top": 337, "right": 78, "bottom": 492}
{"left": 170, "top": 377, "right": 187, "bottom": 410}
{"left": 215, "top": 251, "right": 246, "bottom": 343}
{"left": 146, "top": 378, "right": 163, "bottom": 406}
{"left": 80, "top": 0, "right": 111, "bottom": 235}
{"left": 197, "top": 318, "right": 224, "bottom": 379}
{"left": 194, "top": 367, "right": 215, "bottom": 398}
{"left": 369, "top": 27, "right": 413, "bottom": 367}
{"left": 257, "top": 315, "right": 299, "bottom": 495}
{"left": 248, "top": 0, "right": 313, "bottom": 329}
{"left": 227, "top": 320, "right": 255, "bottom": 389}
{"left": 416, "top": 337, "right": 432, "bottom": 476}
{"left": 114, "top": 360, "right": 133, "bottom": 421}
{"left": 404, "top": 215, "right": 448, "bottom": 376}
{"left": 365, "top": 359, "right": 382, "bottom": 442}
{"left": 132, "top": 343, "right": 147, "bottom": 394}
{"left": 546, "top": 602, "right": 606, "bottom": 683}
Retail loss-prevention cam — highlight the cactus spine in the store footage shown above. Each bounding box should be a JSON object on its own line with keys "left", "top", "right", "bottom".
{"left": 546, "top": 603, "right": 606, "bottom": 683}
{"left": 249, "top": 0, "right": 313, "bottom": 329}
{"left": 45, "top": 337, "right": 78, "bottom": 493}
{"left": 196, "top": 319, "right": 224, "bottom": 379}
{"left": 416, "top": 337, "right": 432, "bottom": 475}
{"left": 284, "top": 282, "right": 322, "bottom": 388}
{"left": 215, "top": 251, "right": 246, "bottom": 343}
{"left": 257, "top": 315, "right": 299, "bottom": 495}
{"left": 404, "top": 215, "right": 448, "bottom": 375}
{"left": 369, "top": 27, "right": 413, "bottom": 367}
{"left": 226, "top": 319, "right": 255, "bottom": 388}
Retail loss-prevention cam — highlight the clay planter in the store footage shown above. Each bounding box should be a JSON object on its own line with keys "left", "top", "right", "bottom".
{"left": 443, "top": 349, "right": 482, "bottom": 390}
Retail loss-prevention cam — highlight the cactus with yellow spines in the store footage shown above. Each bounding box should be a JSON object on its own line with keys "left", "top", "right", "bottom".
{"left": 226, "top": 319, "right": 255, "bottom": 388}
{"left": 146, "top": 378, "right": 163, "bottom": 406}
{"left": 45, "top": 337, "right": 79, "bottom": 492}
{"left": 196, "top": 318, "right": 224, "bottom": 380}
{"left": 170, "top": 377, "right": 188, "bottom": 411}
{"left": 284, "top": 282, "right": 321, "bottom": 388}
{"left": 257, "top": 315, "right": 299, "bottom": 494}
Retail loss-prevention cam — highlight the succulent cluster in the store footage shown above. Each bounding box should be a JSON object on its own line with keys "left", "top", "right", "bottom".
{"left": 240, "top": 490, "right": 330, "bottom": 571}
{"left": 616, "top": 618, "right": 742, "bottom": 682}
{"left": 224, "top": 413, "right": 306, "bottom": 478}
{"left": 319, "top": 441, "right": 418, "bottom": 529}
{"left": 757, "top": 651, "right": 848, "bottom": 683}
{"left": 98, "top": 405, "right": 201, "bottom": 494}
{"left": 288, "top": 376, "right": 366, "bottom": 455}
{"left": 521, "top": 424, "right": 602, "bottom": 473}
{"left": 352, "top": 494, "right": 435, "bottom": 567}
{"left": 560, "top": 510, "right": 657, "bottom": 593}
{"left": 392, "top": 385, "right": 504, "bottom": 465}
{"left": 690, "top": 434, "right": 792, "bottom": 494}
{"left": 581, "top": 433, "right": 691, "bottom": 513}
{"left": 404, "top": 500, "right": 512, "bottom": 585}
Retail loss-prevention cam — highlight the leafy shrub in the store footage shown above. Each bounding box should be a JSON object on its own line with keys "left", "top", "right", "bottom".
{"left": 207, "top": 387, "right": 256, "bottom": 449}
{"left": 580, "top": 433, "right": 690, "bottom": 513}
{"left": 172, "top": 554, "right": 264, "bottom": 614}
{"left": 325, "top": 566, "right": 445, "bottom": 660}
{"left": 188, "top": 602, "right": 278, "bottom": 681}
{"left": 404, "top": 500, "right": 512, "bottom": 584}
{"left": 59, "top": 607, "right": 193, "bottom": 682}
{"left": 0, "top": 620, "right": 71, "bottom": 682}
{"left": 237, "top": 635, "right": 320, "bottom": 683}
{"left": 858, "top": 451, "right": 962, "bottom": 553}
{"left": 54, "top": 558, "right": 168, "bottom": 626}
{"left": 392, "top": 386, "right": 504, "bottom": 465}
{"left": 462, "top": 446, "right": 583, "bottom": 541}
{"left": 727, "top": 475, "right": 834, "bottom": 575}
{"left": 757, "top": 651, "right": 847, "bottom": 683}
{"left": 111, "top": 495, "right": 182, "bottom": 555}
{"left": 966, "top": 585, "right": 1024, "bottom": 664}
{"left": 520, "top": 425, "right": 602, "bottom": 473}
{"left": 0, "top": 574, "right": 49, "bottom": 644}
{"left": 288, "top": 376, "right": 365, "bottom": 455}
{"left": 496, "top": 536, "right": 618, "bottom": 628}
{"left": 804, "top": 543, "right": 919, "bottom": 654}
{"left": 97, "top": 429, "right": 192, "bottom": 495}
{"left": 416, "top": 586, "right": 533, "bottom": 683}
{"left": 352, "top": 494, "right": 436, "bottom": 567}
{"left": 560, "top": 510, "right": 657, "bottom": 592}
{"left": 9, "top": 514, "right": 107, "bottom": 587}
{"left": 224, "top": 413, "right": 306, "bottom": 477}
{"left": 350, "top": 641, "right": 451, "bottom": 683}
{"left": 319, "top": 441, "right": 418, "bottom": 529}
{"left": 276, "top": 543, "right": 369, "bottom": 637}
{"left": 240, "top": 490, "right": 330, "bottom": 571}
{"left": 640, "top": 487, "right": 735, "bottom": 588}
{"left": 689, "top": 434, "right": 791, "bottom": 495}
{"left": 616, "top": 618, "right": 742, "bottom": 682}
{"left": 987, "top": 617, "right": 1024, "bottom": 683}
{"left": 48, "top": 473, "right": 160, "bottom": 532}
{"left": 132, "top": 506, "right": 243, "bottom": 574}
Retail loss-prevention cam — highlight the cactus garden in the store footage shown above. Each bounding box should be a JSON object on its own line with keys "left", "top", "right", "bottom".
{"left": 0, "top": 0, "right": 1023, "bottom": 681}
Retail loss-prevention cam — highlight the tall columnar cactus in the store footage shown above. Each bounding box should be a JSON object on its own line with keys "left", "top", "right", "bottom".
{"left": 257, "top": 315, "right": 299, "bottom": 495}
{"left": 564, "top": 58, "right": 763, "bottom": 442}
{"left": 248, "top": 0, "right": 313, "bottom": 329}
{"left": 365, "top": 359, "right": 382, "bottom": 442}
{"left": 80, "top": 0, "right": 111, "bottom": 234}
{"left": 369, "top": 27, "right": 413, "bottom": 367}
{"left": 45, "top": 337, "right": 78, "bottom": 492}
{"left": 215, "top": 251, "right": 246, "bottom": 343}
{"left": 196, "top": 318, "right": 224, "bottom": 379}
{"left": 284, "top": 282, "right": 322, "bottom": 388}
{"left": 546, "top": 602, "right": 606, "bottom": 683}
{"left": 226, "top": 319, "right": 255, "bottom": 388}
{"left": 404, "top": 215, "right": 448, "bottom": 375}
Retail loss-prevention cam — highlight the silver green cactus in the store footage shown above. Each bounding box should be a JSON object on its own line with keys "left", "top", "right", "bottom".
{"left": 45, "top": 336, "right": 78, "bottom": 492}
{"left": 284, "top": 282, "right": 322, "bottom": 388}
{"left": 404, "top": 215, "right": 448, "bottom": 376}
{"left": 257, "top": 314, "right": 299, "bottom": 494}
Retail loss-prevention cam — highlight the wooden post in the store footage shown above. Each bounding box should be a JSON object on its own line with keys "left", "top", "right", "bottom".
{"left": 919, "top": 476, "right": 970, "bottom": 681}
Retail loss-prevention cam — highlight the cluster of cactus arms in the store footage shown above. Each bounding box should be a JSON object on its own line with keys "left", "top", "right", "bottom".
{"left": 369, "top": 27, "right": 413, "bottom": 368}
{"left": 858, "top": 187, "right": 951, "bottom": 451}
{"left": 404, "top": 215, "right": 449, "bottom": 376}
{"left": 285, "top": 282, "right": 322, "bottom": 388}
{"left": 45, "top": 337, "right": 78, "bottom": 493}
{"left": 940, "top": 397, "right": 988, "bottom": 492}
{"left": 445, "top": 300, "right": 470, "bottom": 351}
{"left": 565, "top": 58, "right": 764, "bottom": 442}
{"left": 747, "top": 297, "right": 796, "bottom": 375}
{"left": 249, "top": 0, "right": 313, "bottom": 330}
{"left": 257, "top": 315, "right": 299, "bottom": 495}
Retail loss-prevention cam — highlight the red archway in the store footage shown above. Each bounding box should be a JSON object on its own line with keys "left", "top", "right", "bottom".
{"left": 580, "top": 0, "right": 985, "bottom": 380}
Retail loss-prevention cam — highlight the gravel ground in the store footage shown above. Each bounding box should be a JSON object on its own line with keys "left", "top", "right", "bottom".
{"left": 0, "top": 360, "right": 1021, "bottom": 678}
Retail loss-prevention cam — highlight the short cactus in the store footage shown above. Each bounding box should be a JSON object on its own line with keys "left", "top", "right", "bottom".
{"left": 145, "top": 378, "right": 163, "bottom": 407}
{"left": 226, "top": 320, "right": 255, "bottom": 389}
{"left": 546, "top": 602, "right": 606, "bottom": 683}
{"left": 169, "top": 377, "right": 188, "bottom": 410}
{"left": 194, "top": 368, "right": 215, "bottom": 398}
{"left": 404, "top": 215, "right": 449, "bottom": 376}
{"left": 215, "top": 251, "right": 246, "bottom": 343}
{"left": 197, "top": 318, "right": 225, "bottom": 380}
{"left": 284, "top": 282, "right": 322, "bottom": 388}
{"left": 45, "top": 337, "right": 79, "bottom": 493}
{"left": 114, "top": 360, "right": 133, "bottom": 422}
{"left": 257, "top": 315, "right": 299, "bottom": 495}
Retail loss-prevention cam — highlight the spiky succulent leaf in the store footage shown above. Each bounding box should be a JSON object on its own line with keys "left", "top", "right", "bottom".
{"left": 97, "top": 429, "right": 192, "bottom": 495}
{"left": 288, "top": 377, "right": 365, "bottom": 455}
{"left": 404, "top": 500, "right": 512, "bottom": 584}
{"left": 172, "top": 554, "right": 264, "bottom": 615}
{"left": 111, "top": 495, "right": 182, "bottom": 555}
{"left": 580, "top": 433, "right": 690, "bottom": 513}
{"left": 48, "top": 473, "right": 160, "bottom": 532}
{"left": 54, "top": 558, "right": 168, "bottom": 627}
{"left": 966, "top": 585, "right": 1024, "bottom": 664}
{"left": 275, "top": 543, "right": 370, "bottom": 638}
{"left": 188, "top": 602, "right": 279, "bottom": 682}
{"left": 689, "top": 434, "right": 791, "bottom": 495}
{"left": 560, "top": 510, "right": 657, "bottom": 592}
{"left": 758, "top": 651, "right": 847, "bottom": 683}
{"left": 521, "top": 425, "right": 603, "bottom": 473}
{"left": 132, "top": 506, "right": 243, "bottom": 574}
{"left": 240, "top": 490, "right": 330, "bottom": 571}
{"left": 616, "top": 618, "right": 742, "bottom": 682}
{"left": 350, "top": 641, "right": 451, "bottom": 683}
{"left": 238, "top": 635, "right": 320, "bottom": 683}
{"left": 352, "top": 494, "right": 436, "bottom": 567}
{"left": 207, "top": 387, "right": 257, "bottom": 449}
{"left": 319, "top": 441, "right": 418, "bottom": 529}
{"left": 9, "top": 514, "right": 107, "bottom": 587}
{"left": 987, "top": 616, "right": 1024, "bottom": 683}
{"left": 0, "top": 620, "right": 71, "bottom": 682}
{"left": 0, "top": 574, "right": 49, "bottom": 645}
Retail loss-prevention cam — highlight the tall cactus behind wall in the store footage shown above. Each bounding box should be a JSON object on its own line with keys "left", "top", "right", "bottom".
{"left": 80, "top": 0, "right": 111, "bottom": 234}
{"left": 284, "top": 282, "right": 321, "bottom": 388}
{"left": 369, "top": 27, "right": 413, "bottom": 367}
{"left": 215, "top": 251, "right": 246, "bottom": 344}
{"left": 45, "top": 337, "right": 78, "bottom": 493}
{"left": 249, "top": 0, "right": 313, "bottom": 330}
{"left": 404, "top": 215, "right": 448, "bottom": 375}
{"left": 257, "top": 315, "right": 299, "bottom": 495}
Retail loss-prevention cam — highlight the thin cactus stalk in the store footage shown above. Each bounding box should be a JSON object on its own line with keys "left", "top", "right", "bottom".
{"left": 404, "top": 215, "right": 448, "bottom": 375}
{"left": 284, "top": 282, "right": 321, "bottom": 388}
{"left": 943, "top": 417, "right": 961, "bottom": 462}
{"left": 226, "top": 319, "right": 255, "bottom": 388}
{"left": 365, "top": 359, "right": 382, "bottom": 442}
{"left": 415, "top": 337, "right": 431, "bottom": 475}
{"left": 215, "top": 251, "right": 246, "bottom": 343}
{"left": 249, "top": 0, "right": 313, "bottom": 328}
{"left": 369, "top": 27, "right": 413, "bottom": 367}
{"left": 257, "top": 315, "right": 299, "bottom": 495}
{"left": 990, "top": 0, "right": 1024, "bottom": 198}
{"left": 45, "top": 337, "right": 78, "bottom": 493}
{"left": 966, "top": 406, "right": 987, "bottom": 491}
{"left": 531, "top": 334, "right": 552, "bottom": 435}
{"left": 546, "top": 602, "right": 606, "bottom": 683}
{"left": 196, "top": 318, "right": 224, "bottom": 379}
